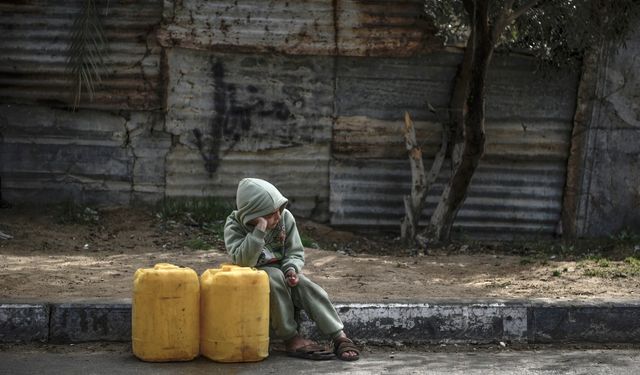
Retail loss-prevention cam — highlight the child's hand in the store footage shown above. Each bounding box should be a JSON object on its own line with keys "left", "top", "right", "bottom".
{"left": 254, "top": 217, "right": 268, "bottom": 231}
{"left": 285, "top": 269, "right": 299, "bottom": 287}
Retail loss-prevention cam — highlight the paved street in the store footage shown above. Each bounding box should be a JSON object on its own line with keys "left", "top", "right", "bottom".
{"left": 1, "top": 344, "right": 640, "bottom": 374}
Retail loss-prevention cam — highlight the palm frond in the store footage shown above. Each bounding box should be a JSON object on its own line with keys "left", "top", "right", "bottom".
{"left": 66, "top": 0, "right": 109, "bottom": 110}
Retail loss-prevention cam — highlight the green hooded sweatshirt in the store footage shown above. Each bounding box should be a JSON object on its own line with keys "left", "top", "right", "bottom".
{"left": 224, "top": 178, "right": 305, "bottom": 273}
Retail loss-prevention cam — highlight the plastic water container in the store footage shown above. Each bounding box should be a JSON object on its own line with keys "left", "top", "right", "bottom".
{"left": 200, "top": 265, "right": 270, "bottom": 362}
{"left": 132, "top": 263, "right": 200, "bottom": 362}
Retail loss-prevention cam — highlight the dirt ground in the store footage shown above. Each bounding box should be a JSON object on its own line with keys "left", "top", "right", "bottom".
{"left": 1, "top": 205, "right": 639, "bottom": 303}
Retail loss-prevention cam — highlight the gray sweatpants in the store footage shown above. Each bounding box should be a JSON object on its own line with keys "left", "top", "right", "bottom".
{"left": 260, "top": 266, "right": 344, "bottom": 340}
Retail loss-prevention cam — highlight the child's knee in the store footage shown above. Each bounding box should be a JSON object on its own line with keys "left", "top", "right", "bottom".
{"left": 296, "top": 275, "right": 329, "bottom": 298}
{"left": 263, "top": 268, "right": 287, "bottom": 289}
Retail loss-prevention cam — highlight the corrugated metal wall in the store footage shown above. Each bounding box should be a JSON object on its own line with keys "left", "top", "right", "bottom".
{"left": 0, "top": 0, "right": 163, "bottom": 110}
{"left": 158, "top": 0, "right": 439, "bottom": 56}
{"left": 0, "top": 0, "right": 582, "bottom": 237}
{"left": 0, "top": 104, "right": 170, "bottom": 204}
{"left": 164, "top": 49, "right": 334, "bottom": 220}
{"left": 0, "top": 0, "right": 170, "bottom": 204}
{"left": 158, "top": 0, "right": 438, "bottom": 223}
{"left": 331, "top": 54, "right": 578, "bottom": 236}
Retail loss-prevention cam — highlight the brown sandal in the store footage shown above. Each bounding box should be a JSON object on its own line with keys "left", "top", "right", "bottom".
{"left": 333, "top": 337, "right": 360, "bottom": 361}
{"left": 286, "top": 343, "right": 335, "bottom": 360}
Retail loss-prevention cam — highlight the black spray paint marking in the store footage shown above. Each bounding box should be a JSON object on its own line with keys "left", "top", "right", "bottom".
{"left": 194, "top": 59, "right": 293, "bottom": 175}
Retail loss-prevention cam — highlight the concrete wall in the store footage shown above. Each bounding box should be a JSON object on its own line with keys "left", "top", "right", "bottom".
{"left": 574, "top": 24, "right": 640, "bottom": 236}
{"left": 0, "top": 104, "right": 171, "bottom": 204}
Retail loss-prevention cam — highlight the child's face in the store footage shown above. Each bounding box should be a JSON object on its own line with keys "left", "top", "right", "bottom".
{"left": 250, "top": 209, "right": 282, "bottom": 230}
{"left": 263, "top": 210, "right": 282, "bottom": 230}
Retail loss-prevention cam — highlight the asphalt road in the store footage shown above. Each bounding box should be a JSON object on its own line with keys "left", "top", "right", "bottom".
{"left": 1, "top": 344, "right": 640, "bottom": 374}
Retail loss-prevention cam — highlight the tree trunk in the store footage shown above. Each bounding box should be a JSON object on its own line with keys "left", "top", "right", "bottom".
{"left": 404, "top": 11, "right": 474, "bottom": 248}
{"left": 449, "top": 35, "right": 475, "bottom": 169}
{"left": 400, "top": 112, "right": 448, "bottom": 246}
{"left": 422, "top": 0, "right": 494, "bottom": 243}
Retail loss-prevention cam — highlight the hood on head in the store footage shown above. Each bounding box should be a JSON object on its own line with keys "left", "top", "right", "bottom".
{"left": 235, "top": 178, "right": 288, "bottom": 225}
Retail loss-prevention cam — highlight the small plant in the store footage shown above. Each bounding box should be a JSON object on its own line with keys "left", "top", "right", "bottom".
{"left": 558, "top": 244, "right": 575, "bottom": 257}
{"left": 624, "top": 257, "right": 640, "bottom": 274}
{"left": 582, "top": 256, "right": 640, "bottom": 278}
{"left": 67, "top": 0, "right": 109, "bottom": 109}
{"left": 202, "top": 221, "right": 225, "bottom": 239}
{"left": 184, "top": 238, "right": 211, "bottom": 250}
{"left": 552, "top": 270, "right": 562, "bottom": 277}
{"left": 609, "top": 229, "right": 640, "bottom": 244}
{"left": 300, "top": 234, "right": 318, "bottom": 248}
{"left": 57, "top": 201, "right": 100, "bottom": 225}
{"left": 519, "top": 257, "right": 533, "bottom": 266}
{"left": 583, "top": 269, "right": 605, "bottom": 277}
{"left": 157, "top": 197, "right": 232, "bottom": 226}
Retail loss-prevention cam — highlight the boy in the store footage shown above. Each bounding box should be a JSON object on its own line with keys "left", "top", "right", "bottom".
{"left": 224, "top": 178, "right": 360, "bottom": 361}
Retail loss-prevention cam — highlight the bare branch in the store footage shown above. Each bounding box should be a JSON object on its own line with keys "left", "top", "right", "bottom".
{"left": 493, "top": 0, "right": 541, "bottom": 44}
{"left": 400, "top": 112, "right": 428, "bottom": 243}
{"left": 507, "top": 0, "right": 541, "bottom": 24}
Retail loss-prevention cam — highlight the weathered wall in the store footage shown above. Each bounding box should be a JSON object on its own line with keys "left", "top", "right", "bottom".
{"left": 164, "top": 49, "right": 333, "bottom": 220}
{"left": 161, "top": 47, "right": 577, "bottom": 233}
{"left": 158, "top": 0, "right": 440, "bottom": 56}
{"left": 0, "top": 0, "right": 163, "bottom": 110}
{"left": 574, "top": 25, "right": 640, "bottom": 236}
{"left": 0, "top": 0, "right": 169, "bottom": 205}
{"left": 0, "top": 0, "right": 589, "bottom": 238}
{"left": 331, "top": 54, "right": 578, "bottom": 236}
{"left": 0, "top": 104, "right": 171, "bottom": 204}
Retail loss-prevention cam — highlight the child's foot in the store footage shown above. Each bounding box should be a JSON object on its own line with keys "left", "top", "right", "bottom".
{"left": 333, "top": 332, "right": 360, "bottom": 361}
{"left": 285, "top": 334, "right": 334, "bottom": 360}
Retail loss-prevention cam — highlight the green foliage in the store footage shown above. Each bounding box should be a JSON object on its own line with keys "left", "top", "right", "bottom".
{"left": 300, "top": 234, "right": 319, "bottom": 249}
{"left": 57, "top": 201, "right": 100, "bottom": 225}
{"left": 423, "top": 0, "right": 640, "bottom": 67}
{"left": 67, "top": 0, "right": 109, "bottom": 109}
{"left": 510, "top": 0, "right": 640, "bottom": 67}
{"left": 609, "top": 229, "right": 640, "bottom": 244}
{"left": 201, "top": 221, "right": 225, "bottom": 239}
{"left": 624, "top": 257, "right": 640, "bottom": 272}
{"left": 579, "top": 256, "right": 640, "bottom": 278}
{"left": 156, "top": 197, "right": 232, "bottom": 226}
{"left": 184, "top": 237, "right": 212, "bottom": 250}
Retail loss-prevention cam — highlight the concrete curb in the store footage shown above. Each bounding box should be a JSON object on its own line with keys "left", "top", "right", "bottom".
{"left": 2, "top": 300, "right": 640, "bottom": 344}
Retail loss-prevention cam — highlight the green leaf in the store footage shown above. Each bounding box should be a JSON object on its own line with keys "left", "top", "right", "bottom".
{"left": 66, "top": 0, "right": 109, "bottom": 110}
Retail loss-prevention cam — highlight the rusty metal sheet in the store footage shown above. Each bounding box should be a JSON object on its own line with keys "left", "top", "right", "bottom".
{"left": 158, "top": 0, "right": 440, "bottom": 56}
{"left": 166, "top": 145, "right": 330, "bottom": 221}
{"left": 159, "top": 0, "right": 336, "bottom": 55}
{"left": 0, "top": 0, "right": 163, "bottom": 110}
{"left": 330, "top": 52, "right": 579, "bottom": 236}
{"left": 337, "top": 0, "right": 441, "bottom": 56}
{"left": 163, "top": 49, "right": 333, "bottom": 221}
{"left": 330, "top": 159, "right": 567, "bottom": 237}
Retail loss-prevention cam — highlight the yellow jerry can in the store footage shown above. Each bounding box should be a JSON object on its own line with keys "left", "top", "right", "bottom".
{"left": 200, "top": 265, "right": 270, "bottom": 362}
{"left": 132, "top": 263, "right": 200, "bottom": 362}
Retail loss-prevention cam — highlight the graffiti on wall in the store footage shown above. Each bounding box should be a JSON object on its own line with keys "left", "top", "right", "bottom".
{"left": 194, "top": 59, "right": 295, "bottom": 174}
